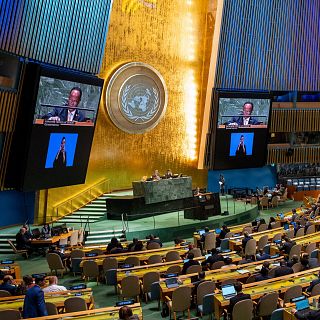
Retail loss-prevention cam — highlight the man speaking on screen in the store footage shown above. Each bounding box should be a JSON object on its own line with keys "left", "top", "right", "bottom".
{"left": 43, "top": 87, "right": 85, "bottom": 122}
{"left": 229, "top": 102, "right": 259, "bottom": 126}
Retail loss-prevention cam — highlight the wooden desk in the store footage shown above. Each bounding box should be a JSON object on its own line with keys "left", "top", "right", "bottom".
{"left": 0, "top": 263, "right": 21, "bottom": 279}
{"left": 0, "top": 288, "right": 94, "bottom": 311}
{"left": 80, "top": 245, "right": 189, "bottom": 267}
{"left": 26, "top": 303, "right": 142, "bottom": 320}
{"left": 213, "top": 268, "right": 320, "bottom": 319}
{"left": 31, "top": 231, "right": 74, "bottom": 245}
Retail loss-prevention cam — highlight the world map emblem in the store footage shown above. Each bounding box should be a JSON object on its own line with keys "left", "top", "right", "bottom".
{"left": 106, "top": 62, "right": 167, "bottom": 134}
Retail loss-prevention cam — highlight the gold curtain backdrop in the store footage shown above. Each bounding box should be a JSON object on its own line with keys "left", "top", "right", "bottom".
{"left": 36, "top": 0, "right": 217, "bottom": 223}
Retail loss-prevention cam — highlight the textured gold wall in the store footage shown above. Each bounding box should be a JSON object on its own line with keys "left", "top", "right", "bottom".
{"left": 37, "top": 0, "right": 217, "bottom": 223}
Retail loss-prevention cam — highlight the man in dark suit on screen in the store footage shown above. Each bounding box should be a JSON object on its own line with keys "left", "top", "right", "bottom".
{"left": 229, "top": 102, "right": 260, "bottom": 126}
{"left": 43, "top": 87, "right": 85, "bottom": 122}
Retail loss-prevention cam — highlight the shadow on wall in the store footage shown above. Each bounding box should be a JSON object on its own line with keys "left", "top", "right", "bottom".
{"left": 0, "top": 191, "right": 35, "bottom": 227}
{"left": 207, "top": 165, "right": 277, "bottom": 193}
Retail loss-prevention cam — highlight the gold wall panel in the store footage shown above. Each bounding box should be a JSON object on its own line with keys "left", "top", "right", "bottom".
{"left": 37, "top": 0, "right": 217, "bottom": 223}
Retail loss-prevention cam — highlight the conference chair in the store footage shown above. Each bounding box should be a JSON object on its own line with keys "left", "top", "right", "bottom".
{"left": 0, "top": 309, "right": 21, "bottom": 320}
{"left": 242, "top": 226, "right": 252, "bottom": 234}
{"left": 224, "top": 232, "right": 234, "bottom": 238}
{"left": 166, "top": 286, "right": 192, "bottom": 320}
{"left": 118, "top": 275, "right": 140, "bottom": 302}
{"left": 124, "top": 256, "right": 140, "bottom": 267}
{"left": 0, "top": 290, "right": 11, "bottom": 297}
{"left": 141, "top": 271, "right": 160, "bottom": 302}
{"left": 254, "top": 292, "right": 279, "bottom": 319}
{"left": 64, "top": 296, "right": 87, "bottom": 313}
{"left": 45, "top": 302, "right": 58, "bottom": 315}
{"left": 257, "top": 235, "right": 268, "bottom": 251}
{"left": 271, "top": 233, "right": 282, "bottom": 242}
{"left": 218, "top": 238, "right": 230, "bottom": 252}
{"left": 260, "top": 197, "right": 269, "bottom": 210}
{"left": 285, "top": 229, "right": 294, "bottom": 238}
{"left": 231, "top": 299, "right": 253, "bottom": 320}
{"left": 305, "top": 243, "right": 316, "bottom": 255}
{"left": 149, "top": 281, "right": 161, "bottom": 310}
{"left": 246, "top": 275, "right": 257, "bottom": 284}
{"left": 281, "top": 285, "right": 302, "bottom": 306}
{"left": 7, "top": 240, "right": 28, "bottom": 259}
{"left": 306, "top": 224, "right": 316, "bottom": 235}
{"left": 196, "top": 281, "right": 215, "bottom": 316}
{"left": 292, "top": 262, "right": 302, "bottom": 273}
{"left": 288, "top": 244, "right": 302, "bottom": 261}
{"left": 189, "top": 248, "right": 202, "bottom": 258}
{"left": 166, "top": 250, "right": 181, "bottom": 262}
{"left": 203, "top": 233, "right": 216, "bottom": 252}
{"left": 147, "top": 242, "right": 161, "bottom": 250}
{"left": 198, "top": 293, "right": 214, "bottom": 320}
{"left": 271, "top": 197, "right": 278, "bottom": 208}
{"left": 270, "top": 308, "right": 284, "bottom": 320}
{"left": 46, "top": 253, "right": 66, "bottom": 277}
{"left": 166, "top": 265, "right": 181, "bottom": 274}
{"left": 105, "top": 269, "right": 118, "bottom": 293}
{"left": 102, "top": 257, "right": 118, "bottom": 273}
{"left": 270, "top": 221, "right": 281, "bottom": 229}
{"left": 210, "top": 261, "right": 225, "bottom": 270}
{"left": 82, "top": 260, "right": 100, "bottom": 284}
{"left": 244, "top": 239, "right": 257, "bottom": 256}
{"left": 88, "top": 248, "right": 104, "bottom": 255}
{"left": 186, "top": 264, "right": 202, "bottom": 274}
{"left": 295, "top": 228, "right": 305, "bottom": 237}
{"left": 70, "top": 249, "right": 85, "bottom": 259}
{"left": 221, "top": 279, "right": 237, "bottom": 287}
{"left": 147, "top": 254, "right": 162, "bottom": 264}
{"left": 257, "top": 224, "right": 268, "bottom": 232}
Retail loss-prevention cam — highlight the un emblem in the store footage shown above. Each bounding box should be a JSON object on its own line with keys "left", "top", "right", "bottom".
{"left": 106, "top": 62, "right": 167, "bottom": 134}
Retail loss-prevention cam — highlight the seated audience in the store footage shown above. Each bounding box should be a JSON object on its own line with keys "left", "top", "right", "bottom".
{"left": 182, "top": 252, "right": 200, "bottom": 274}
{"left": 238, "top": 254, "right": 255, "bottom": 265}
{"left": 146, "top": 234, "right": 162, "bottom": 248}
{"left": 133, "top": 241, "right": 145, "bottom": 252}
{"left": 43, "top": 276, "right": 67, "bottom": 293}
{"left": 48, "top": 245, "right": 71, "bottom": 271}
{"left": 107, "top": 237, "right": 123, "bottom": 253}
{"left": 127, "top": 238, "right": 138, "bottom": 251}
{"left": 0, "top": 275, "right": 20, "bottom": 295}
{"left": 254, "top": 266, "right": 270, "bottom": 282}
{"left": 279, "top": 236, "right": 296, "bottom": 255}
{"left": 110, "top": 243, "right": 127, "bottom": 254}
{"left": 201, "top": 248, "right": 224, "bottom": 270}
{"left": 23, "top": 275, "right": 48, "bottom": 318}
{"left": 41, "top": 224, "right": 51, "bottom": 237}
{"left": 119, "top": 305, "right": 139, "bottom": 320}
{"left": 200, "top": 227, "right": 211, "bottom": 243}
{"left": 242, "top": 231, "right": 253, "bottom": 250}
{"left": 227, "top": 282, "right": 251, "bottom": 319}
{"left": 268, "top": 217, "right": 276, "bottom": 230}
{"left": 287, "top": 255, "right": 299, "bottom": 267}
{"left": 217, "top": 225, "right": 230, "bottom": 246}
{"left": 151, "top": 170, "right": 161, "bottom": 181}
{"left": 292, "top": 307, "right": 320, "bottom": 320}
{"left": 221, "top": 257, "right": 236, "bottom": 269}
{"left": 16, "top": 227, "right": 33, "bottom": 254}
{"left": 306, "top": 271, "right": 320, "bottom": 293}
{"left": 174, "top": 237, "right": 185, "bottom": 247}
{"left": 274, "top": 260, "right": 294, "bottom": 277}
{"left": 256, "top": 249, "right": 271, "bottom": 261}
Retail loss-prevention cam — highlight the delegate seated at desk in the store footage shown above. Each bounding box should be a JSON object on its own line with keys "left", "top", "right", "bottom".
{"left": 42, "top": 87, "right": 85, "bottom": 122}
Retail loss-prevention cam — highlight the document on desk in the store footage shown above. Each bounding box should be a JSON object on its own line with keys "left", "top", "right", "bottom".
{"left": 237, "top": 269, "right": 250, "bottom": 274}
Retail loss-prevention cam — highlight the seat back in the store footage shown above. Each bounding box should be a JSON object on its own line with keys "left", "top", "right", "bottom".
{"left": 45, "top": 302, "right": 58, "bottom": 315}
{"left": 210, "top": 261, "right": 225, "bottom": 270}
{"left": 121, "top": 275, "right": 140, "bottom": 299}
{"left": 271, "top": 221, "right": 281, "bottom": 229}
{"left": 196, "top": 281, "right": 215, "bottom": 306}
{"left": 102, "top": 257, "right": 118, "bottom": 272}
{"left": 270, "top": 308, "right": 284, "bottom": 320}
{"left": 289, "top": 244, "right": 302, "bottom": 261}
{"left": 284, "top": 285, "right": 302, "bottom": 303}
{"left": 306, "top": 224, "right": 316, "bottom": 235}
{"left": 165, "top": 251, "right": 181, "bottom": 262}
{"left": 242, "top": 226, "right": 252, "bottom": 234}
{"left": 271, "top": 197, "right": 278, "bottom": 207}
{"left": 0, "top": 290, "right": 11, "bottom": 297}
{"left": 150, "top": 281, "right": 161, "bottom": 301}
{"left": 186, "top": 264, "right": 202, "bottom": 274}
{"left": 272, "top": 233, "right": 282, "bottom": 242}
{"left": 292, "top": 262, "right": 302, "bottom": 273}
{"left": 260, "top": 197, "right": 269, "bottom": 208}
{"left": 311, "top": 283, "right": 320, "bottom": 296}
{"left": 166, "top": 265, "right": 181, "bottom": 274}
{"left": 105, "top": 269, "right": 117, "bottom": 286}
{"left": 285, "top": 229, "right": 294, "bottom": 238}
{"left": 189, "top": 248, "right": 202, "bottom": 258}
{"left": 147, "top": 242, "right": 160, "bottom": 250}
{"left": 70, "top": 249, "right": 85, "bottom": 259}
{"left": 172, "top": 286, "right": 192, "bottom": 312}
{"left": 232, "top": 299, "right": 253, "bottom": 320}
{"left": 147, "top": 255, "right": 162, "bottom": 265}
{"left": 225, "top": 232, "right": 234, "bottom": 239}
{"left": 257, "top": 235, "right": 268, "bottom": 250}
{"left": 0, "top": 309, "right": 21, "bottom": 320}
{"left": 305, "top": 243, "right": 316, "bottom": 255}
{"left": 220, "top": 239, "right": 229, "bottom": 251}
{"left": 64, "top": 297, "right": 87, "bottom": 312}
{"left": 257, "top": 224, "right": 268, "bottom": 232}
{"left": 257, "top": 292, "right": 279, "bottom": 317}
{"left": 88, "top": 249, "right": 104, "bottom": 255}
{"left": 46, "top": 253, "right": 65, "bottom": 270}
{"left": 203, "top": 233, "right": 216, "bottom": 251}
{"left": 244, "top": 239, "right": 256, "bottom": 256}
{"left": 71, "top": 257, "right": 82, "bottom": 275}
{"left": 124, "top": 256, "right": 140, "bottom": 266}
{"left": 295, "top": 228, "right": 305, "bottom": 237}
{"left": 245, "top": 275, "right": 257, "bottom": 284}
{"left": 82, "top": 260, "right": 99, "bottom": 278}
{"left": 142, "top": 271, "right": 160, "bottom": 293}
{"left": 201, "top": 293, "right": 215, "bottom": 316}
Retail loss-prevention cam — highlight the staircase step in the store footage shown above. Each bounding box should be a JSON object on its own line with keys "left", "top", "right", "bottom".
{"left": 85, "top": 239, "right": 112, "bottom": 245}
{"left": 88, "top": 230, "right": 124, "bottom": 235}
{"left": 86, "top": 234, "right": 123, "bottom": 239}
{"left": 73, "top": 211, "right": 105, "bottom": 216}
{"left": 78, "top": 208, "right": 106, "bottom": 212}
{"left": 83, "top": 203, "right": 106, "bottom": 208}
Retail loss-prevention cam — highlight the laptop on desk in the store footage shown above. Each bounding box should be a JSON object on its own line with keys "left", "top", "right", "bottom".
{"left": 295, "top": 297, "right": 310, "bottom": 316}
{"left": 221, "top": 284, "right": 236, "bottom": 299}
{"left": 165, "top": 277, "right": 179, "bottom": 289}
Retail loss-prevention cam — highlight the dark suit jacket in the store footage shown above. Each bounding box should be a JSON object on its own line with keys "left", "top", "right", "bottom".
{"left": 23, "top": 285, "right": 48, "bottom": 318}
{"left": 307, "top": 278, "right": 320, "bottom": 292}
{"left": 274, "top": 266, "right": 294, "bottom": 277}
{"left": 15, "top": 232, "right": 30, "bottom": 250}
{"left": 228, "top": 293, "right": 251, "bottom": 317}
{"left": 242, "top": 236, "right": 253, "bottom": 249}
{"left": 0, "top": 282, "right": 18, "bottom": 295}
{"left": 230, "top": 116, "right": 260, "bottom": 125}
{"left": 44, "top": 107, "right": 85, "bottom": 122}
{"left": 181, "top": 259, "right": 200, "bottom": 275}
{"left": 294, "top": 309, "right": 320, "bottom": 320}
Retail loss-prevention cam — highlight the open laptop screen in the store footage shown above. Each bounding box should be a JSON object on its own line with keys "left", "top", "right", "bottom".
{"left": 221, "top": 284, "right": 236, "bottom": 298}
{"left": 295, "top": 298, "right": 309, "bottom": 311}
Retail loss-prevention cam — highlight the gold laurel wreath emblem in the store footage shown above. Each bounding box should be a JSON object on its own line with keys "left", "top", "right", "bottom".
{"left": 121, "top": 85, "right": 159, "bottom": 122}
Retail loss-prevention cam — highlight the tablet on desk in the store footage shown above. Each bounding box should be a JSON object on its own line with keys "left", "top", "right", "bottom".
{"left": 295, "top": 299, "right": 310, "bottom": 311}
{"left": 221, "top": 284, "right": 236, "bottom": 299}
{"left": 165, "top": 277, "right": 179, "bottom": 289}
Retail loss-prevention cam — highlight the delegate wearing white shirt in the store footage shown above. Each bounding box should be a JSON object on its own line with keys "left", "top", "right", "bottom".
{"left": 43, "top": 284, "right": 67, "bottom": 293}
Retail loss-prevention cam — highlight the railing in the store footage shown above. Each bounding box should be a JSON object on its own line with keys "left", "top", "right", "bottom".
{"left": 52, "top": 178, "right": 110, "bottom": 221}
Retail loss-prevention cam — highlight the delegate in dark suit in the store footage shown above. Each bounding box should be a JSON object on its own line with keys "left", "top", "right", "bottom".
{"left": 306, "top": 276, "right": 320, "bottom": 293}
{"left": 230, "top": 115, "right": 259, "bottom": 125}
{"left": 44, "top": 107, "right": 85, "bottom": 122}
{"left": 23, "top": 284, "right": 48, "bottom": 318}
{"left": 294, "top": 309, "right": 320, "bottom": 320}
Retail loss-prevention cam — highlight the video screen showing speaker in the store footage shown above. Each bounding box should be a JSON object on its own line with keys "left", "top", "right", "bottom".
{"left": 213, "top": 92, "right": 271, "bottom": 170}
{"left": 5, "top": 62, "right": 104, "bottom": 191}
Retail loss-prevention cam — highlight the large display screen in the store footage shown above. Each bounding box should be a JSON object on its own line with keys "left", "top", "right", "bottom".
{"left": 5, "top": 63, "right": 104, "bottom": 191}
{"left": 213, "top": 94, "right": 271, "bottom": 170}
